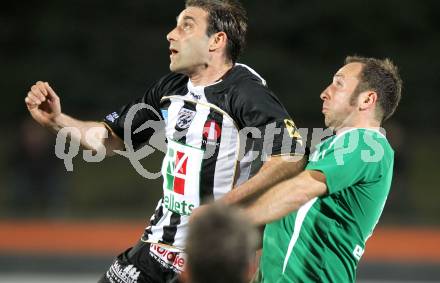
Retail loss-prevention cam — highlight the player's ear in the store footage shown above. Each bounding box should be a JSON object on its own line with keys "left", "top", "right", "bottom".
{"left": 209, "top": 31, "right": 228, "bottom": 52}
{"left": 359, "top": 91, "right": 377, "bottom": 111}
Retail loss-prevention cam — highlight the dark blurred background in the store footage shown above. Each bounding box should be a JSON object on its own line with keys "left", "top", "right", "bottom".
{"left": 1, "top": 0, "right": 439, "bottom": 281}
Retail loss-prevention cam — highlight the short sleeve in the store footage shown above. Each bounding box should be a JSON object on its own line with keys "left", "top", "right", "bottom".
{"left": 103, "top": 72, "right": 185, "bottom": 149}
{"left": 230, "top": 80, "right": 306, "bottom": 156}
{"left": 306, "top": 130, "right": 385, "bottom": 194}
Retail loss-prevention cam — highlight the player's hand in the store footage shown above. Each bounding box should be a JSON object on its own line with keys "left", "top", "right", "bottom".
{"left": 25, "top": 81, "right": 61, "bottom": 127}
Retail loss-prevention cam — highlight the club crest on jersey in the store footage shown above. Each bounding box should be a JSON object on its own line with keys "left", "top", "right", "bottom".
{"left": 176, "top": 108, "right": 196, "bottom": 130}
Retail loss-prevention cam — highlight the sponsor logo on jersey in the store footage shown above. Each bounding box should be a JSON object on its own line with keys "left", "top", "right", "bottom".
{"left": 106, "top": 261, "right": 140, "bottom": 283}
{"left": 105, "top": 112, "right": 120, "bottom": 123}
{"left": 190, "top": 92, "right": 202, "bottom": 100}
{"left": 176, "top": 108, "right": 196, "bottom": 130}
{"left": 202, "top": 120, "right": 221, "bottom": 147}
{"left": 165, "top": 149, "right": 187, "bottom": 195}
{"left": 284, "top": 119, "right": 303, "bottom": 146}
{"left": 352, "top": 244, "right": 364, "bottom": 261}
{"left": 164, "top": 148, "right": 195, "bottom": 215}
{"left": 284, "top": 119, "right": 300, "bottom": 139}
{"left": 162, "top": 140, "right": 203, "bottom": 216}
{"left": 149, "top": 244, "right": 186, "bottom": 273}
{"left": 163, "top": 193, "right": 195, "bottom": 216}
{"left": 203, "top": 120, "right": 221, "bottom": 140}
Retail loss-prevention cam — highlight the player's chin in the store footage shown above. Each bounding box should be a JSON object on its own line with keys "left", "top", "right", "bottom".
{"left": 324, "top": 117, "right": 331, "bottom": 128}
{"left": 169, "top": 64, "right": 188, "bottom": 76}
{"left": 169, "top": 62, "right": 181, "bottom": 73}
{"left": 169, "top": 62, "right": 176, "bottom": 72}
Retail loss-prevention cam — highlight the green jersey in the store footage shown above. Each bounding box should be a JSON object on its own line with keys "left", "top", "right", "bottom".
{"left": 260, "top": 129, "right": 394, "bottom": 283}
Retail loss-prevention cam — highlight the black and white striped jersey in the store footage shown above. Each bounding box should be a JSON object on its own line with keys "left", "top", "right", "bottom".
{"left": 104, "top": 64, "right": 305, "bottom": 250}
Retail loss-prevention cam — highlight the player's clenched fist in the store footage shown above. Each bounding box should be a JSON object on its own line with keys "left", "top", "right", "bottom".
{"left": 25, "top": 81, "right": 61, "bottom": 127}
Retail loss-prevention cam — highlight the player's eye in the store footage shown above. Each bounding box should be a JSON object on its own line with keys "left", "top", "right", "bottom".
{"left": 182, "top": 22, "right": 193, "bottom": 30}
{"left": 334, "top": 79, "right": 343, "bottom": 88}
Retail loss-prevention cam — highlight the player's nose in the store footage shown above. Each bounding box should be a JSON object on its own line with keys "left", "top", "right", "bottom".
{"left": 320, "top": 87, "right": 330, "bottom": 101}
{"left": 167, "top": 27, "right": 178, "bottom": 42}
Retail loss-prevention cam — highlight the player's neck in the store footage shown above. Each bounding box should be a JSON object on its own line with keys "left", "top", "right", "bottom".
{"left": 335, "top": 118, "right": 381, "bottom": 135}
{"left": 189, "top": 61, "right": 233, "bottom": 87}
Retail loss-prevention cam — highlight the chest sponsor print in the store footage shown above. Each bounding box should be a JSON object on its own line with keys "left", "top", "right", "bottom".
{"left": 162, "top": 139, "right": 204, "bottom": 216}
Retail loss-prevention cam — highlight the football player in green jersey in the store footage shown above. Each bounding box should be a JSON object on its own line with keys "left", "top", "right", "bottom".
{"left": 246, "top": 56, "right": 402, "bottom": 282}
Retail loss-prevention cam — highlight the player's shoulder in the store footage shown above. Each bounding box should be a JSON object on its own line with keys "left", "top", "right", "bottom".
{"left": 361, "top": 128, "right": 394, "bottom": 155}
{"left": 328, "top": 128, "right": 394, "bottom": 157}
{"left": 227, "top": 63, "right": 268, "bottom": 91}
{"left": 232, "top": 63, "right": 267, "bottom": 86}
{"left": 355, "top": 128, "right": 392, "bottom": 149}
{"left": 224, "top": 63, "right": 277, "bottom": 102}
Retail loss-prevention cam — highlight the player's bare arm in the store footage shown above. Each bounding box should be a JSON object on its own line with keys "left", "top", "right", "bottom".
{"left": 25, "top": 81, "right": 124, "bottom": 156}
{"left": 245, "top": 170, "right": 327, "bottom": 225}
{"left": 221, "top": 155, "right": 307, "bottom": 206}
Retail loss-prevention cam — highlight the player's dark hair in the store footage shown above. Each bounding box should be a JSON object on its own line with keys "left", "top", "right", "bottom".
{"left": 346, "top": 56, "right": 402, "bottom": 122}
{"left": 185, "top": 0, "right": 247, "bottom": 63}
{"left": 185, "top": 204, "right": 258, "bottom": 283}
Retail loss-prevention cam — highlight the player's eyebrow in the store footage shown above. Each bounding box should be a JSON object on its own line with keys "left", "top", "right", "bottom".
{"left": 334, "top": 73, "right": 345, "bottom": 78}
{"left": 176, "top": 15, "right": 197, "bottom": 23}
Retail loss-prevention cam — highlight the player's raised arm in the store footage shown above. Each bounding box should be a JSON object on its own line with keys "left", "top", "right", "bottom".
{"left": 245, "top": 170, "right": 327, "bottom": 225}
{"left": 25, "top": 81, "right": 124, "bottom": 156}
{"left": 221, "top": 154, "right": 307, "bottom": 206}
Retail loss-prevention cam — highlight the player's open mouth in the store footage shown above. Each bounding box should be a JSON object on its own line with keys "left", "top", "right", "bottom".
{"left": 170, "top": 48, "right": 178, "bottom": 56}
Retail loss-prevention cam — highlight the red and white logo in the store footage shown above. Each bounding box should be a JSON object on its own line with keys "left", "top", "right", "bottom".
{"left": 173, "top": 151, "right": 187, "bottom": 195}
{"left": 203, "top": 120, "right": 221, "bottom": 140}
{"left": 150, "top": 244, "right": 186, "bottom": 273}
{"left": 162, "top": 140, "right": 204, "bottom": 215}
